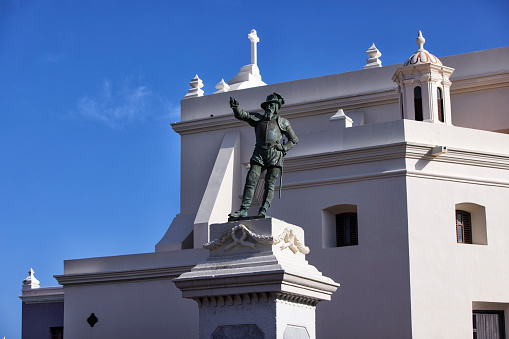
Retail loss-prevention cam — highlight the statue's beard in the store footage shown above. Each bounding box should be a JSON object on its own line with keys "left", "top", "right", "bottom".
{"left": 263, "top": 108, "right": 277, "bottom": 120}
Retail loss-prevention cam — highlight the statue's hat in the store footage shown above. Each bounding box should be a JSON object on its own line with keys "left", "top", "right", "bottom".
{"left": 261, "top": 92, "right": 285, "bottom": 110}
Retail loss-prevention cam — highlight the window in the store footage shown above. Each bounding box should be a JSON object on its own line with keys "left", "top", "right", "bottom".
{"left": 455, "top": 203, "right": 487, "bottom": 245}
{"left": 322, "top": 204, "right": 357, "bottom": 248}
{"left": 50, "top": 327, "right": 64, "bottom": 339}
{"left": 336, "top": 213, "right": 358, "bottom": 247}
{"left": 473, "top": 311, "right": 506, "bottom": 339}
{"left": 456, "top": 210, "right": 472, "bottom": 244}
{"left": 414, "top": 86, "right": 423, "bottom": 121}
{"left": 437, "top": 87, "right": 444, "bottom": 122}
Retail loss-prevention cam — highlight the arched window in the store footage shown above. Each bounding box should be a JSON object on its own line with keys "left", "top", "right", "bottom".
{"left": 414, "top": 86, "right": 423, "bottom": 121}
{"left": 322, "top": 204, "right": 358, "bottom": 248}
{"left": 437, "top": 87, "right": 444, "bottom": 122}
{"left": 456, "top": 210, "right": 472, "bottom": 244}
{"left": 336, "top": 212, "right": 358, "bottom": 247}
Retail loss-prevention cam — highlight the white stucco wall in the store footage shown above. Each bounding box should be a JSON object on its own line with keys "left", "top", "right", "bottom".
{"left": 64, "top": 280, "right": 198, "bottom": 338}
{"left": 53, "top": 47, "right": 509, "bottom": 339}
{"left": 406, "top": 179, "right": 509, "bottom": 339}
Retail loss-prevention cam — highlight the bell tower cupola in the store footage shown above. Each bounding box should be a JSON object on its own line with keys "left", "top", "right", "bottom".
{"left": 392, "top": 31, "right": 454, "bottom": 124}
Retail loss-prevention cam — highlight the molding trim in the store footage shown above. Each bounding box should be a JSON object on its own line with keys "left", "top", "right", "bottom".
{"left": 283, "top": 143, "right": 407, "bottom": 173}
{"left": 281, "top": 168, "right": 509, "bottom": 191}
{"left": 19, "top": 287, "right": 64, "bottom": 304}
{"left": 194, "top": 291, "right": 318, "bottom": 308}
{"left": 282, "top": 169, "right": 408, "bottom": 190}
{"left": 450, "top": 72, "right": 509, "bottom": 95}
{"left": 172, "top": 89, "right": 398, "bottom": 135}
{"left": 283, "top": 142, "right": 509, "bottom": 174}
{"left": 405, "top": 170, "right": 509, "bottom": 188}
{"left": 172, "top": 72, "right": 509, "bottom": 135}
{"left": 279, "top": 142, "right": 509, "bottom": 190}
{"left": 54, "top": 265, "right": 196, "bottom": 286}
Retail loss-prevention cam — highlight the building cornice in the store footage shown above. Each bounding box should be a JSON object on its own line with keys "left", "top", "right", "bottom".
{"left": 279, "top": 142, "right": 509, "bottom": 190}
{"left": 281, "top": 168, "right": 509, "bottom": 191}
{"left": 19, "top": 287, "right": 64, "bottom": 304}
{"left": 172, "top": 88, "right": 398, "bottom": 135}
{"left": 171, "top": 72, "right": 509, "bottom": 135}
{"left": 450, "top": 71, "right": 509, "bottom": 95}
{"left": 283, "top": 142, "right": 509, "bottom": 174}
{"left": 54, "top": 265, "right": 196, "bottom": 286}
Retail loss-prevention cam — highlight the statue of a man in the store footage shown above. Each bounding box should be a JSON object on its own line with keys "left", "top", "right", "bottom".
{"left": 229, "top": 92, "right": 298, "bottom": 219}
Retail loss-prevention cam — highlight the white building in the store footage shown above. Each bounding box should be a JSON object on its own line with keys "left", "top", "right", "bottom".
{"left": 21, "top": 31, "right": 509, "bottom": 338}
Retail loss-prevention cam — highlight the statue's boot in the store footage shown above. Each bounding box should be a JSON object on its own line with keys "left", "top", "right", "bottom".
{"left": 229, "top": 207, "right": 249, "bottom": 219}
{"left": 258, "top": 167, "right": 281, "bottom": 218}
{"left": 229, "top": 165, "right": 261, "bottom": 219}
{"left": 258, "top": 206, "right": 268, "bottom": 217}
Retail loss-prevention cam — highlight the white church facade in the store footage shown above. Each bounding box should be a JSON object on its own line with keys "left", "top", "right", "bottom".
{"left": 21, "top": 31, "right": 509, "bottom": 338}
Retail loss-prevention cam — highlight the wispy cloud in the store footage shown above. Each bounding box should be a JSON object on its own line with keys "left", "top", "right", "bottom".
{"left": 41, "top": 53, "right": 66, "bottom": 63}
{"left": 74, "top": 77, "right": 173, "bottom": 129}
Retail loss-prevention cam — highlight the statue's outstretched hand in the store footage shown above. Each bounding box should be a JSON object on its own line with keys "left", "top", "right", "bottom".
{"left": 230, "top": 97, "right": 239, "bottom": 108}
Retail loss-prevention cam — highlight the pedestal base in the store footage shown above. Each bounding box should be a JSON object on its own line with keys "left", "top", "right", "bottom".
{"left": 174, "top": 218, "right": 339, "bottom": 339}
{"left": 199, "top": 292, "right": 315, "bottom": 338}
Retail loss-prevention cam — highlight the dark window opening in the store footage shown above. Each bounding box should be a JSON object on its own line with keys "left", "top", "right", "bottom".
{"left": 336, "top": 213, "right": 358, "bottom": 247}
{"left": 456, "top": 210, "right": 472, "bottom": 244}
{"left": 437, "top": 87, "right": 444, "bottom": 122}
{"left": 50, "top": 327, "right": 64, "bottom": 339}
{"left": 414, "top": 86, "right": 423, "bottom": 121}
{"left": 473, "top": 311, "right": 506, "bottom": 339}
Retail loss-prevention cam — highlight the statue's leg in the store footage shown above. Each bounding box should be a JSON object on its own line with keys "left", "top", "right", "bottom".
{"left": 258, "top": 166, "right": 281, "bottom": 217}
{"left": 229, "top": 164, "right": 262, "bottom": 218}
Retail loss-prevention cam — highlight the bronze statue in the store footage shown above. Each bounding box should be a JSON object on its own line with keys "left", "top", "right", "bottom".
{"left": 229, "top": 93, "right": 298, "bottom": 219}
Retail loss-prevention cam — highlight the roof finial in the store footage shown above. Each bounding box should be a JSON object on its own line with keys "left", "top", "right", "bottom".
{"left": 214, "top": 79, "right": 230, "bottom": 94}
{"left": 416, "top": 30, "right": 425, "bottom": 51}
{"left": 363, "top": 43, "right": 382, "bottom": 69}
{"left": 22, "top": 268, "right": 40, "bottom": 291}
{"left": 183, "top": 74, "right": 204, "bottom": 99}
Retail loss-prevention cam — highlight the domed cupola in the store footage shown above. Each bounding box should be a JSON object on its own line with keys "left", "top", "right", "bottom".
{"left": 392, "top": 31, "right": 454, "bottom": 124}
{"left": 404, "top": 31, "right": 443, "bottom": 66}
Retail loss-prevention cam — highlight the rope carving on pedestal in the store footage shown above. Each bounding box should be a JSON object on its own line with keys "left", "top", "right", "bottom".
{"left": 204, "top": 224, "right": 310, "bottom": 254}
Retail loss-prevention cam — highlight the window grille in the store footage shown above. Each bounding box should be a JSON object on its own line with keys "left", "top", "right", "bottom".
{"left": 437, "top": 87, "right": 444, "bottom": 122}
{"left": 336, "top": 213, "right": 358, "bottom": 247}
{"left": 456, "top": 210, "right": 472, "bottom": 244}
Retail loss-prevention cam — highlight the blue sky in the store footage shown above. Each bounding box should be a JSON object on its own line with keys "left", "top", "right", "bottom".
{"left": 0, "top": 0, "right": 508, "bottom": 337}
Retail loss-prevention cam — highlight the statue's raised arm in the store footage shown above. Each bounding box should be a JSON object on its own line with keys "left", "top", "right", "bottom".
{"left": 230, "top": 97, "right": 261, "bottom": 126}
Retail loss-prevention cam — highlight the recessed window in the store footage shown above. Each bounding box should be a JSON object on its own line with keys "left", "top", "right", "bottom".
{"left": 322, "top": 204, "right": 358, "bottom": 248}
{"left": 456, "top": 210, "right": 472, "bottom": 244}
{"left": 414, "top": 86, "right": 423, "bottom": 121}
{"left": 336, "top": 213, "right": 358, "bottom": 247}
{"left": 455, "top": 203, "right": 487, "bottom": 245}
{"left": 437, "top": 87, "right": 444, "bottom": 122}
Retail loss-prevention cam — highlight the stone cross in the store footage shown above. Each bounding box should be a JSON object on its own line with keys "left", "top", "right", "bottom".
{"left": 248, "top": 29, "right": 259, "bottom": 66}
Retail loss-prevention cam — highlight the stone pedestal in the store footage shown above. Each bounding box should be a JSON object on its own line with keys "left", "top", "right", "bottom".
{"left": 174, "top": 218, "right": 339, "bottom": 339}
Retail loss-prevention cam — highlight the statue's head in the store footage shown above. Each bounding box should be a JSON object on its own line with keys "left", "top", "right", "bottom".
{"left": 261, "top": 92, "right": 285, "bottom": 113}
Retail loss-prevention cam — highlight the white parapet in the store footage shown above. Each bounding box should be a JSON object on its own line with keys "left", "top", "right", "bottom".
{"left": 174, "top": 217, "right": 339, "bottom": 339}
